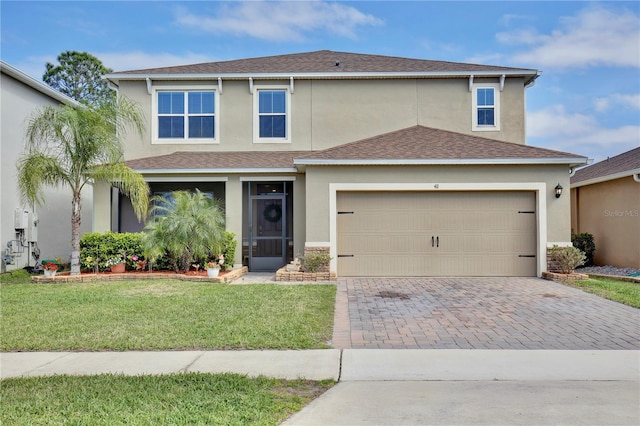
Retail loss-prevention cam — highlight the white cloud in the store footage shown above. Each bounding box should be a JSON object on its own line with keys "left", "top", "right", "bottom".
{"left": 527, "top": 104, "right": 640, "bottom": 158}
{"left": 174, "top": 1, "right": 383, "bottom": 42}
{"left": 499, "top": 6, "right": 640, "bottom": 69}
{"left": 594, "top": 93, "right": 640, "bottom": 112}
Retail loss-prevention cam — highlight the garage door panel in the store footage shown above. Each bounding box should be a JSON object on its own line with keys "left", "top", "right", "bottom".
{"left": 337, "top": 191, "right": 537, "bottom": 277}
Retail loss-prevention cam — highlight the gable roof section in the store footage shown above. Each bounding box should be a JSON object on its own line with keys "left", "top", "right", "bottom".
{"left": 571, "top": 146, "right": 640, "bottom": 187}
{"left": 125, "top": 151, "right": 304, "bottom": 174}
{"left": 0, "top": 61, "right": 79, "bottom": 107}
{"left": 126, "top": 126, "right": 586, "bottom": 174}
{"left": 107, "top": 50, "right": 539, "bottom": 85}
{"left": 295, "top": 126, "right": 587, "bottom": 166}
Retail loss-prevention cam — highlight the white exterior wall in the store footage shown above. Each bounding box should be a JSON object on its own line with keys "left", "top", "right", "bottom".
{"left": 1, "top": 70, "right": 92, "bottom": 271}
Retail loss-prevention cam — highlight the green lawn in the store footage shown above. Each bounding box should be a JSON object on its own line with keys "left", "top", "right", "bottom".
{"left": 1, "top": 373, "right": 334, "bottom": 425}
{"left": 0, "top": 276, "right": 336, "bottom": 351}
{"left": 570, "top": 277, "right": 640, "bottom": 308}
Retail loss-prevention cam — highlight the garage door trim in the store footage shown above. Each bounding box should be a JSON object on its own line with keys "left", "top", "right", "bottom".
{"left": 329, "top": 182, "right": 548, "bottom": 277}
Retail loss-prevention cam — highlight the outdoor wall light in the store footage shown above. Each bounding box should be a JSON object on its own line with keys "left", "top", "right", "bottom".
{"left": 555, "top": 183, "right": 563, "bottom": 198}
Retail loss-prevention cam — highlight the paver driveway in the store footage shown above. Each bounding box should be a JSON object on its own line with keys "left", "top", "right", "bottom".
{"left": 332, "top": 277, "right": 640, "bottom": 350}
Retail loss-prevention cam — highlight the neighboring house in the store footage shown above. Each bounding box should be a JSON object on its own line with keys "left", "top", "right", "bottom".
{"left": 100, "top": 50, "right": 587, "bottom": 277}
{"left": 0, "top": 61, "right": 92, "bottom": 272}
{"left": 570, "top": 147, "right": 640, "bottom": 269}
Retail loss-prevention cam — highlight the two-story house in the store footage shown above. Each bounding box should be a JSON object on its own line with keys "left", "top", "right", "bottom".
{"left": 100, "top": 50, "right": 587, "bottom": 277}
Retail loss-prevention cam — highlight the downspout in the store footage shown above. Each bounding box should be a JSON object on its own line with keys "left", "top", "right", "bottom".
{"left": 569, "top": 167, "right": 577, "bottom": 177}
{"left": 107, "top": 80, "right": 119, "bottom": 97}
{"left": 634, "top": 174, "right": 640, "bottom": 183}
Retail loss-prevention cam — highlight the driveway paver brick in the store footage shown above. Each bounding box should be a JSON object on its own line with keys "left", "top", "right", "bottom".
{"left": 332, "top": 277, "right": 640, "bottom": 350}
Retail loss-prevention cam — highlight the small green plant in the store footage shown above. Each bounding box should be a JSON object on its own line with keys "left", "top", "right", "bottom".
{"left": 143, "top": 190, "right": 225, "bottom": 273}
{"left": 300, "top": 252, "right": 332, "bottom": 273}
{"left": 220, "top": 232, "right": 237, "bottom": 270}
{"left": 571, "top": 232, "right": 596, "bottom": 266}
{"left": 549, "top": 245, "right": 587, "bottom": 274}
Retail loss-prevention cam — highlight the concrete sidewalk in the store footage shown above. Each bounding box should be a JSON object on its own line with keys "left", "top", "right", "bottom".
{"left": 3, "top": 349, "right": 639, "bottom": 425}
{"left": 3, "top": 349, "right": 637, "bottom": 381}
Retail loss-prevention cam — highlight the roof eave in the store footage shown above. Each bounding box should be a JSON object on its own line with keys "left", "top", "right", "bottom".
{"left": 133, "top": 167, "right": 298, "bottom": 175}
{"left": 107, "top": 70, "right": 540, "bottom": 85}
{"left": 294, "top": 158, "right": 588, "bottom": 166}
{"left": 571, "top": 168, "right": 640, "bottom": 188}
{"left": 1, "top": 61, "right": 79, "bottom": 107}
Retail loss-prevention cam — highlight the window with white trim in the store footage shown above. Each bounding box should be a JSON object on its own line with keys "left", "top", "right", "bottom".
{"left": 472, "top": 83, "right": 500, "bottom": 131}
{"left": 253, "top": 87, "right": 290, "bottom": 143}
{"left": 154, "top": 88, "right": 218, "bottom": 143}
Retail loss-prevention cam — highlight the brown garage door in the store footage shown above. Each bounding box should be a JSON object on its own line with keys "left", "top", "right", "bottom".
{"left": 337, "top": 191, "right": 537, "bottom": 277}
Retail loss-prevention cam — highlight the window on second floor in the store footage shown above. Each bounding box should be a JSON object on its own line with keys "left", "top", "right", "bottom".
{"left": 472, "top": 83, "right": 500, "bottom": 131}
{"left": 253, "top": 87, "right": 291, "bottom": 143}
{"left": 154, "top": 88, "right": 218, "bottom": 143}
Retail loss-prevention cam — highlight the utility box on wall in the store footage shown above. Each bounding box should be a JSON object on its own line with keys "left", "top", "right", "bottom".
{"left": 14, "top": 209, "right": 29, "bottom": 230}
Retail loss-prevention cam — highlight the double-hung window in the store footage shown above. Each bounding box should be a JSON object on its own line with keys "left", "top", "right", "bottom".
{"left": 155, "top": 88, "right": 217, "bottom": 143}
{"left": 254, "top": 87, "right": 290, "bottom": 143}
{"left": 472, "top": 83, "right": 500, "bottom": 131}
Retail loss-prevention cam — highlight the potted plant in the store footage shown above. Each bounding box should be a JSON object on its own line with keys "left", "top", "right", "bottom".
{"left": 105, "top": 257, "right": 126, "bottom": 273}
{"left": 42, "top": 261, "right": 59, "bottom": 278}
{"left": 206, "top": 255, "right": 224, "bottom": 278}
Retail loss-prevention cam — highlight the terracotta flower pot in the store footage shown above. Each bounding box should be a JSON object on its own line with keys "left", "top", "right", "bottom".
{"left": 110, "top": 263, "right": 126, "bottom": 274}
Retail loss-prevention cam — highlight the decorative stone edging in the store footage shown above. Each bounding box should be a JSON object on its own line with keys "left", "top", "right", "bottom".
{"left": 275, "top": 268, "right": 337, "bottom": 282}
{"left": 31, "top": 266, "right": 248, "bottom": 284}
{"left": 542, "top": 271, "right": 589, "bottom": 283}
{"left": 585, "top": 273, "right": 640, "bottom": 284}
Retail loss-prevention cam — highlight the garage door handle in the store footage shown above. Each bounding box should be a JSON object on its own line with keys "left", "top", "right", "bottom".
{"left": 436, "top": 236, "right": 439, "bottom": 247}
{"left": 431, "top": 236, "right": 434, "bottom": 247}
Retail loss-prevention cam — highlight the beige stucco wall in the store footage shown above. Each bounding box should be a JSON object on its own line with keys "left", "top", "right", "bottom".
{"left": 117, "top": 76, "right": 527, "bottom": 160}
{"left": 1, "top": 72, "right": 92, "bottom": 271}
{"left": 571, "top": 177, "right": 640, "bottom": 268}
{"left": 92, "top": 173, "right": 306, "bottom": 267}
{"left": 304, "top": 164, "right": 571, "bottom": 245}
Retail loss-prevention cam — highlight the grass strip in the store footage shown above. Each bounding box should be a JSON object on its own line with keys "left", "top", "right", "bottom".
{"left": 1, "top": 279, "right": 336, "bottom": 351}
{"left": 1, "top": 373, "right": 334, "bottom": 425}
{"left": 570, "top": 277, "right": 640, "bottom": 308}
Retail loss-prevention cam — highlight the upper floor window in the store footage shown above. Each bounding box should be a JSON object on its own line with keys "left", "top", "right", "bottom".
{"left": 154, "top": 87, "right": 218, "bottom": 144}
{"left": 253, "top": 87, "right": 291, "bottom": 143}
{"left": 472, "top": 84, "right": 500, "bottom": 131}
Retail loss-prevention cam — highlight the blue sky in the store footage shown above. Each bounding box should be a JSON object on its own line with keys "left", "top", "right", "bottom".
{"left": 2, "top": 1, "right": 639, "bottom": 163}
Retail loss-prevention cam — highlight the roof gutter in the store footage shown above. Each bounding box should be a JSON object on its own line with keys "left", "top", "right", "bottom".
{"left": 106, "top": 69, "right": 540, "bottom": 86}
{"left": 294, "top": 157, "right": 588, "bottom": 167}
{"left": 571, "top": 168, "right": 640, "bottom": 188}
{"left": 132, "top": 167, "right": 298, "bottom": 175}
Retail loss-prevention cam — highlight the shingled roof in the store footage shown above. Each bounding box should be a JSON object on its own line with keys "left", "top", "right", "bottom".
{"left": 126, "top": 126, "right": 586, "bottom": 173}
{"left": 571, "top": 146, "right": 640, "bottom": 186}
{"left": 108, "top": 50, "right": 539, "bottom": 85}
{"left": 295, "top": 126, "right": 586, "bottom": 165}
{"left": 125, "top": 151, "right": 304, "bottom": 172}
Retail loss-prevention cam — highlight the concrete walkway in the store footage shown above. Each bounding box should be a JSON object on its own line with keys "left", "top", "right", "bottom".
{"left": 2, "top": 349, "right": 639, "bottom": 424}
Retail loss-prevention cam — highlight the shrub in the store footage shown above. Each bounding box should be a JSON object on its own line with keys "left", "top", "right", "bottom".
{"left": 80, "top": 232, "right": 145, "bottom": 272}
{"left": 300, "top": 252, "right": 332, "bottom": 273}
{"left": 219, "top": 232, "right": 237, "bottom": 271}
{"left": 571, "top": 232, "right": 596, "bottom": 266}
{"left": 143, "top": 190, "right": 225, "bottom": 273}
{"left": 549, "top": 245, "right": 587, "bottom": 274}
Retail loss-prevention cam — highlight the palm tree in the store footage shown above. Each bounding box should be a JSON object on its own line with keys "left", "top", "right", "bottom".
{"left": 143, "top": 190, "right": 226, "bottom": 273}
{"left": 17, "top": 97, "right": 149, "bottom": 275}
